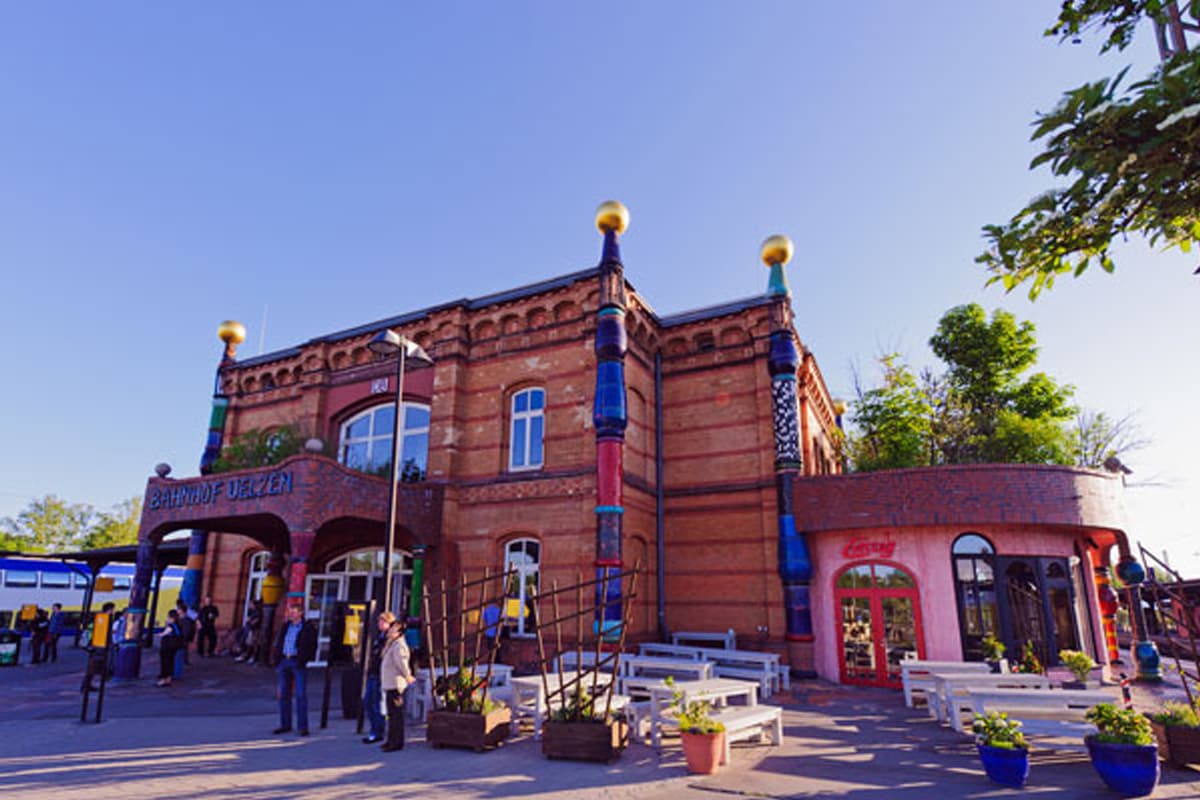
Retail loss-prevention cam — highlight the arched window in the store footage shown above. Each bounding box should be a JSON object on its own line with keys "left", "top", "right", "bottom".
{"left": 503, "top": 538, "right": 540, "bottom": 637}
{"left": 339, "top": 403, "right": 430, "bottom": 481}
{"left": 509, "top": 388, "right": 545, "bottom": 471}
{"left": 951, "top": 533, "right": 998, "bottom": 661}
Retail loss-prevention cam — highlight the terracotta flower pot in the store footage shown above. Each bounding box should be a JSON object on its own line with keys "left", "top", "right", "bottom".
{"left": 681, "top": 730, "right": 724, "bottom": 775}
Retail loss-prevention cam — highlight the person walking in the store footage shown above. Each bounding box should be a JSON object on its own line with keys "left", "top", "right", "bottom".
{"left": 360, "top": 612, "right": 391, "bottom": 744}
{"left": 273, "top": 604, "right": 316, "bottom": 736}
{"left": 236, "top": 601, "right": 262, "bottom": 664}
{"left": 156, "top": 610, "right": 184, "bottom": 687}
{"left": 379, "top": 615, "right": 415, "bottom": 752}
{"left": 47, "top": 603, "right": 65, "bottom": 663}
{"left": 176, "top": 600, "right": 197, "bottom": 666}
{"left": 198, "top": 596, "right": 220, "bottom": 657}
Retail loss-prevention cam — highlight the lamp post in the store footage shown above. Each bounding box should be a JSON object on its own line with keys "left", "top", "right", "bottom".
{"left": 367, "top": 329, "right": 433, "bottom": 615}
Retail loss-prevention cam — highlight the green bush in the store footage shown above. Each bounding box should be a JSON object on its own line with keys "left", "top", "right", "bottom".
{"left": 1086, "top": 703, "right": 1154, "bottom": 746}
{"left": 1149, "top": 701, "right": 1200, "bottom": 728}
{"left": 973, "top": 710, "right": 1028, "bottom": 750}
{"left": 981, "top": 634, "right": 1006, "bottom": 661}
{"left": 1058, "top": 649, "right": 1097, "bottom": 682}
{"left": 665, "top": 676, "right": 725, "bottom": 734}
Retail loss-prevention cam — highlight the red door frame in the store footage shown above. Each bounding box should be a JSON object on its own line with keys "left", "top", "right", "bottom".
{"left": 834, "top": 560, "right": 926, "bottom": 688}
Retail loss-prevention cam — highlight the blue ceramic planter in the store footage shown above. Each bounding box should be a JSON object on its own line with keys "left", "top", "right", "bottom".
{"left": 1086, "top": 736, "right": 1161, "bottom": 797}
{"left": 977, "top": 744, "right": 1030, "bottom": 788}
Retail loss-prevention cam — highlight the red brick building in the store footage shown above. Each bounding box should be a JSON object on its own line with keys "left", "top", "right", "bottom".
{"left": 122, "top": 210, "right": 1145, "bottom": 685}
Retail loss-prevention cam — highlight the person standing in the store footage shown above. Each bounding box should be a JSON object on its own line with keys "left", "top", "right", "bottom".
{"left": 155, "top": 610, "right": 184, "bottom": 687}
{"left": 30, "top": 609, "right": 49, "bottom": 664}
{"left": 379, "top": 615, "right": 415, "bottom": 752}
{"left": 47, "top": 603, "right": 65, "bottom": 663}
{"left": 273, "top": 605, "right": 316, "bottom": 736}
{"left": 361, "top": 612, "right": 391, "bottom": 744}
{"left": 176, "top": 600, "right": 197, "bottom": 665}
{"left": 198, "top": 596, "right": 220, "bottom": 657}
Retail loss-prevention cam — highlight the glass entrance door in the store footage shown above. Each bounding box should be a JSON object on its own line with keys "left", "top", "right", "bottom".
{"left": 306, "top": 575, "right": 344, "bottom": 664}
{"left": 835, "top": 562, "right": 923, "bottom": 688}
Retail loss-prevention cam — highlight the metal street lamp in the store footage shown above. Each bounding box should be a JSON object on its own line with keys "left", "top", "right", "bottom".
{"left": 367, "top": 329, "right": 433, "bottom": 615}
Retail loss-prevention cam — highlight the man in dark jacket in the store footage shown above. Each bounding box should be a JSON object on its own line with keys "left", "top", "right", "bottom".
{"left": 272, "top": 604, "right": 317, "bottom": 736}
{"left": 198, "top": 597, "right": 220, "bottom": 657}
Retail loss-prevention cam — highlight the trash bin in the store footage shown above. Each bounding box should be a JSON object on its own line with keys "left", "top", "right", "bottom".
{"left": 0, "top": 630, "right": 19, "bottom": 666}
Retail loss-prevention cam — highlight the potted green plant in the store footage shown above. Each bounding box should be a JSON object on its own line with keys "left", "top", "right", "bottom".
{"left": 542, "top": 682, "right": 629, "bottom": 763}
{"left": 427, "top": 667, "right": 512, "bottom": 751}
{"left": 1058, "top": 649, "right": 1097, "bottom": 689}
{"left": 666, "top": 676, "right": 726, "bottom": 774}
{"left": 972, "top": 711, "right": 1030, "bottom": 788}
{"left": 1085, "top": 703, "right": 1160, "bottom": 796}
{"left": 1147, "top": 700, "right": 1200, "bottom": 767}
{"left": 980, "top": 634, "right": 1006, "bottom": 673}
{"left": 1012, "top": 641, "right": 1044, "bottom": 675}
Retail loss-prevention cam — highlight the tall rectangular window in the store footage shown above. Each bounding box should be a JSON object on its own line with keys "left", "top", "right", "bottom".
{"left": 509, "top": 388, "right": 545, "bottom": 471}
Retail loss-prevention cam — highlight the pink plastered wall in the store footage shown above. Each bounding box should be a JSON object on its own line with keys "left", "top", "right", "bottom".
{"left": 810, "top": 524, "right": 1106, "bottom": 683}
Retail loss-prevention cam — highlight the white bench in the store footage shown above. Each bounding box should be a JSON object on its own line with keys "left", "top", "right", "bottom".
{"left": 708, "top": 705, "right": 784, "bottom": 765}
{"left": 712, "top": 665, "right": 774, "bottom": 699}
{"left": 672, "top": 630, "right": 736, "bottom": 650}
{"left": 932, "top": 673, "right": 1054, "bottom": 728}
{"left": 900, "top": 660, "right": 993, "bottom": 708}
{"left": 963, "top": 687, "right": 1113, "bottom": 745}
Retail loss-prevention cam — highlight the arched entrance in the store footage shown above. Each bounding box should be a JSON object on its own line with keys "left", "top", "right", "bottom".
{"left": 306, "top": 548, "right": 413, "bottom": 664}
{"left": 835, "top": 561, "right": 924, "bottom": 688}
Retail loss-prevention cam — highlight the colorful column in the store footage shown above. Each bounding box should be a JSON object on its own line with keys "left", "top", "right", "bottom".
{"left": 1091, "top": 547, "right": 1122, "bottom": 665}
{"left": 593, "top": 201, "right": 630, "bottom": 639}
{"left": 114, "top": 537, "right": 157, "bottom": 679}
{"left": 762, "top": 235, "right": 815, "bottom": 676}
{"left": 406, "top": 544, "right": 427, "bottom": 648}
{"left": 180, "top": 321, "right": 245, "bottom": 609}
{"left": 1116, "top": 554, "right": 1163, "bottom": 682}
{"left": 287, "top": 531, "right": 316, "bottom": 612}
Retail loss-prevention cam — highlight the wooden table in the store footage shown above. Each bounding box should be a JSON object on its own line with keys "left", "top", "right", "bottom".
{"left": 618, "top": 655, "right": 713, "bottom": 691}
{"left": 672, "top": 630, "right": 736, "bottom": 650}
{"left": 645, "top": 677, "right": 758, "bottom": 750}
{"left": 930, "top": 672, "right": 1054, "bottom": 725}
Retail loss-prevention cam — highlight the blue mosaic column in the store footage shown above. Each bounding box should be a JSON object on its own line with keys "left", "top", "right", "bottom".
{"left": 1116, "top": 554, "right": 1162, "bottom": 682}
{"left": 762, "top": 236, "right": 814, "bottom": 676}
{"left": 593, "top": 201, "right": 629, "bottom": 639}
{"left": 180, "top": 321, "right": 245, "bottom": 610}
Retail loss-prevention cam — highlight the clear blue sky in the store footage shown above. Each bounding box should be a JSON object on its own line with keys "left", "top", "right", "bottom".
{"left": 1, "top": 4, "right": 1195, "bottom": 571}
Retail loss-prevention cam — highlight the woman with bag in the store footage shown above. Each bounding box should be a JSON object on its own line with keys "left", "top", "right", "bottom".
{"left": 379, "top": 613, "right": 415, "bottom": 752}
{"left": 156, "top": 610, "right": 184, "bottom": 687}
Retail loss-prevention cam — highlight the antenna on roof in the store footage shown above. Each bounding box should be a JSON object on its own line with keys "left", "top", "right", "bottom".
{"left": 258, "top": 304, "right": 268, "bottom": 355}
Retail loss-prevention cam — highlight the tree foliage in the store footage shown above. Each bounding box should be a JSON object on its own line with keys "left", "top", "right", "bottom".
{"left": 210, "top": 425, "right": 306, "bottom": 473}
{"left": 846, "top": 303, "right": 1124, "bottom": 471}
{"left": 0, "top": 494, "right": 143, "bottom": 553}
{"left": 979, "top": 2, "right": 1200, "bottom": 297}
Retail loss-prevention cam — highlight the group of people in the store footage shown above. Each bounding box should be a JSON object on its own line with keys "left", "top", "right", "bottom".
{"left": 272, "top": 606, "right": 414, "bottom": 751}
{"left": 23, "top": 603, "right": 66, "bottom": 664}
{"left": 155, "top": 595, "right": 221, "bottom": 686}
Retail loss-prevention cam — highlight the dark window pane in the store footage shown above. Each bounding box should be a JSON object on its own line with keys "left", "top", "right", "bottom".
{"left": 405, "top": 405, "right": 430, "bottom": 429}
{"left": 528, "top": 416, "right": 544, "bottom": 466}
{"left": 529, "top": 389, "right": 545, "bottom": 410}
{"left": 346, "top": 416, "right": 370, "bottom": 440}
{"left": 515, "top": 392, "right": 529, "bottom": 413}
{"left": 373, "top": 406, "right": 395, "bottom": 436}
{"left": 511, "top": 419, "right": 526, "bottom": 467}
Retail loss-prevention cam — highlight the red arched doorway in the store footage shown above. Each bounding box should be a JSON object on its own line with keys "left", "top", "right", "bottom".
{"left": 834, "top": 561, "right": 925, "bottom": 688}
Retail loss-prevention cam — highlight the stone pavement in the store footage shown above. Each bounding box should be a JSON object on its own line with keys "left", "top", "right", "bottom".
{"left": 2, "top": 647, "right": 1200, "bottom": 799}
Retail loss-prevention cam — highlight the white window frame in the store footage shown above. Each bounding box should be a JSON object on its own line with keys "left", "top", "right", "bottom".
{"left": 503, "top": 538, "right": 540, "bottom": 637}
{"left": 338, "top": 402, "right": 431, "bottom": 480}
{"left": 508, "top": 388, "right": 545, "bottom": 472}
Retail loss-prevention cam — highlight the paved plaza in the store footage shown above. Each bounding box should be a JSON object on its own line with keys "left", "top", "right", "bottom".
{"left": 2, "top": 647, "right": 1200, "bottom": 799}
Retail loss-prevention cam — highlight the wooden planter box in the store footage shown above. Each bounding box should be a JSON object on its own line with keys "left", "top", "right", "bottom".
{"left": 428, "top": 708, "right": 512, "bottom": 751}
{"left": 542, "top": 718, "right": 629, "bottom": 763}
{"left": 1150, "top": 719, "right": 1200, "bottom": 767}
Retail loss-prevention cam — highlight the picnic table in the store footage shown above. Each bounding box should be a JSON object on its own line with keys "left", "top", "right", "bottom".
{"left": 510, "top": 670, "right": 617, "bottom": 737}
{"left": 956, "top": 686, "right": 1114, "bottom": 744}
{"left": 900, "top": 660, "right": 994, "bottom": 708}
{"left": 644, "top": 677, "right": 759, "bottom": 750}
{"left": 671, "top": 630, "right": 736, "bottom": 650}
{"left": 618, "top": 655, "right": 713, "bottom": 691}
{"left": 929, "top": 671, "right": 1054, "bottom": 725}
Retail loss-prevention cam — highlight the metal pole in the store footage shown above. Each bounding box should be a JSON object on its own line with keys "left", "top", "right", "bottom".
{"left": 382, "top": 344, "right": 406, "bottom": 615}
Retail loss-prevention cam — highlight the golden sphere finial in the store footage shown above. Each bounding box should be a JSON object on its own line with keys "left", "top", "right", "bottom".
{"left": 595, "top": 200, "right": 629, "bottom": 235}
{"left": 760, "top": 234, "right": 794, "bottom": 267}
{"left": 218, "top": 320, "right": 247, "bottom": 346}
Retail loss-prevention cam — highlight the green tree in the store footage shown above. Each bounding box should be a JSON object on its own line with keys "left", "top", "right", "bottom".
{"left": 847, "top": 354, "right": 931, "bottom": 471}
{"left": 0, "top": 495, "right": 95, "bottom": 553}
{"left": 81, "top": 497, "right": 143, "bottom": 550}
{"left": 210, "top": 425, "right": 305, "bottom": 473}
{"left": 848, "top": 304, "right": 1079, "bottom": 471}
{"left": 979, "top": 2, "right": 1200, "bottom": 298}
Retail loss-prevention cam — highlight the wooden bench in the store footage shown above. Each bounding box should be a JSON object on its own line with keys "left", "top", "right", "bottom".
{"left": 962, "top": 687, "right": 1114, "bottom": 745}
{"left": 900, "top": 660, "right": 993, "bottom": 708}
{"left": 708, "top": 705, "right": 784, "bottom": 765}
